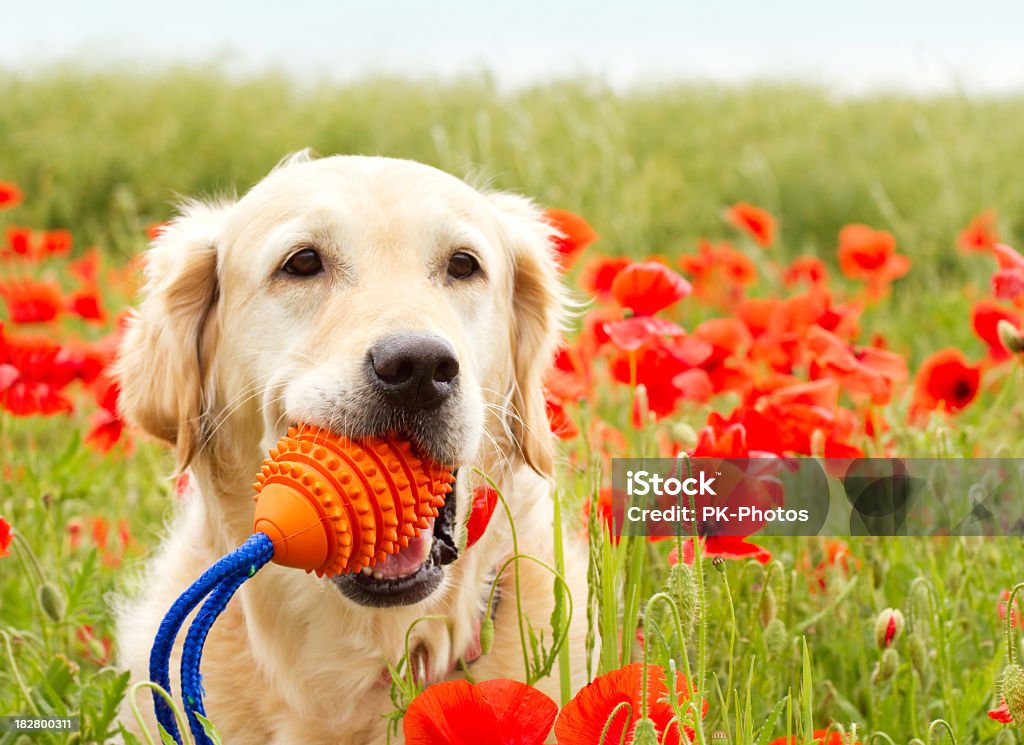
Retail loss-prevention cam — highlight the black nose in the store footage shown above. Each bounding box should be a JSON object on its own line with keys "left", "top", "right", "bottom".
{"left": 368, "top": 333, "right": 460, "bottom": 410}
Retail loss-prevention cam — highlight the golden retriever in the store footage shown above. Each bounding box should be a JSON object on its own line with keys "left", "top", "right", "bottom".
{"left": 114, "top": 152, "right": 589, "bottom": 744}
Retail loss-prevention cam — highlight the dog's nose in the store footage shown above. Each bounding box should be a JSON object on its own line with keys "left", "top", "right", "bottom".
{"left": 368, "top": 333, "right": 460, "bottom": 410}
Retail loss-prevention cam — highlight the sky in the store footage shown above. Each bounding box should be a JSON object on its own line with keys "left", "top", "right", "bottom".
{"left": 4, "top": 1, "right": 1023, "bottom": 93}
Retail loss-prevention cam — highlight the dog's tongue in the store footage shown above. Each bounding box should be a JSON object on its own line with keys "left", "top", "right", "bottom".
{"left": 370, "top": 522, "right": 434, "bottom": 579}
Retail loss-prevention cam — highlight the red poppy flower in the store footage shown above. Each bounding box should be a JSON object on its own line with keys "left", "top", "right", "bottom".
{"left": 0, "top": 182, "right": 23, "bottom": 210}
{"left": 0, "top": 332, "right": 76, "bottom": 416}
{"left": 992, "top": 243, "right": 1024, "bottom": 271}
{"left": 993, "top": 268, "right": 1024, "bottom": 301}
{"left": 4, "top": 226, "right": 32, "bottom": 259}
{"left": 692, "top": 423, "right": 749, "bottom": 458}
{"left": 67, "top": 287, "right": 107, "bottom": 323}
{"left": 679, "top": 240, "right": 757, "bottom": 310}
{"left": 805, "top": 326, "right": 907, "bottom": 404}
{"left": 85, "top": 408, "right": 124, "bottom": 454}
{"left": 768, "top": 729, "right": 862, "bottom": 745}
{"left": 972, "top": 300, "right": 1021, "bottom": 362}
{"left": 0, "top": 516, "right": 12, "bottom": 558}
{"left": 715, "top": 382, "right": 860, "bottom": 458}
{"left": 669, "top": 536, "right": 772, "bottom": 566}
{"left": 989, "top": 700, "right": 1014, "bottom": 724}
{"left": 545, "top": 208, "right": 598, "bottom": 269}
{"left": 797, "top": 539, "right": 859, "bottom": 593}
{"left": 83, "top": 377, "right": 128, "bottom": 454}
{"left": 959, "top": 209, "right": 999, "bottom": 253}
{"left": 580, "top": 255, "right": 631, "bottom": 299}
{"left": 69, "top": 248, "right": 101, "bottom": 285}
{"left": 40, "top": 229, "right": 72, "bottom": 258}
{"left": 611, "top": 262, "right": 692, "bottom": 316}
{"left": 608, "top": 337, "right": 713, "bottom": 418}
{"left": 0, "top": 278, "right": 64, "bottom": 324}
{"left": 465, "top": 487, "right": 498, "bottom": 549}
{"left": 147, "top": 222, "right": 169, "bottom": 241}
{"left": 554, "top": 663, "right": 706, "bottom": 745}
{"left": 671, "top": 368, "right": 713, "bottom": 403}
{"left": 911, "top": 348, "right": 981, "bottom": 415}
{"left": 837, "top": 224, "right": 910, "bottom": 295}
{"left": 693, "top": 317, "right": 752, "bottom": 367}
{"left": 605, "top": 315, "right": 687, "bottom": 352}
{"left": 784, "top": 256, "right": 829, "bottom": 286}
{"left": 404, "top": 678, "right": 557, "bottom": 745}
{"left": 546, "top": 393, "right": 579, "bottom": 440}
{"left": 727, "top": 202, "right": 776, "bottom": 248}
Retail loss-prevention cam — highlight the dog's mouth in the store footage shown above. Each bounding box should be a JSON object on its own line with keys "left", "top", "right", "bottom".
{"left": 332, "top": 467, "right": 460, "bottom": 608}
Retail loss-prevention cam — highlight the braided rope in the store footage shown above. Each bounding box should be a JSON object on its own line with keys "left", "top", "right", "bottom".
{"left": 149, "top": 532, "right": 275, "bottom": 744}
{"left": 180, "top": 565, "right": 261, "bottom": 745}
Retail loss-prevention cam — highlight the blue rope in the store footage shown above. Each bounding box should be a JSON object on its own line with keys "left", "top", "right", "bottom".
{"left": 180, "top": 564, "right": 262, "bottom": 745}
{"left": 149, "top": 532, "right": 275, "bottom": 744}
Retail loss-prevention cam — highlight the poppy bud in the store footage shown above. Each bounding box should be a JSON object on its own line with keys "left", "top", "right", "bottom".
{"left": 712, "top": 556, "right": 726, "bottom": 572}
{"left": 631, "top": 718, "right": 659, "bottom": 745}
{"left": 479, "top": 615, "right": 494, "bottom": 656}
{"left": 870, "top": 554, "right": 886, "bottom": 589}
{"left": 759, "top": 586, "right": 777, "bottom": 627}
{"left": 874, "top": 608, "right": 904, "bottom": 649}
{"left": 765, "top": 618, "right": 788, "bottom": 659}
{"left": 1002, "top": 663, "right": 1024, "bottom": 723}
{"left": 998, "top": 319, "right": 1024, "bottom": 354}
{"left": 872, "top": 648, "right": 899, "bottom": 684}
{"left": 664, "top": 563, "right": 698, "bottom": 642}
{"left": 671, "top": 422, "right": 698, "bottom": 449}
{"left": 38, "top": 582, "right": 65, "bottom": 623}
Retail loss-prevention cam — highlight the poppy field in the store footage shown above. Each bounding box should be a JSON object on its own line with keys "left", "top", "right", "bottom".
{"left": 4, "top": 71, "right": 1024, "bottom": 744}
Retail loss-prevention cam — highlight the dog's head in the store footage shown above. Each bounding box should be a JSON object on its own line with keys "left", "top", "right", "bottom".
{"left": 116, "top": 153, "right": 565, "bottom": 608}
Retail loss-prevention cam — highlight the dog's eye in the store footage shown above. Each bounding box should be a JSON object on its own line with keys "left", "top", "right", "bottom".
{"left": 283, "top": 248, "right": 324, "bottom": 277}
{"left": 447, "top": 251, "right": 479, "bottom": 280}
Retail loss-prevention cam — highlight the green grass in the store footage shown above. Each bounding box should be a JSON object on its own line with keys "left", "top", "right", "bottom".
{"left": 2, "top": 67, "right": 1024, "bottom": 743}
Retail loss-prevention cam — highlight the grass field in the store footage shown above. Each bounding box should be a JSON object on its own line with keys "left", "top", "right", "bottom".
{"left": 3, "top": 67, "right": 1024, "bottom": 744}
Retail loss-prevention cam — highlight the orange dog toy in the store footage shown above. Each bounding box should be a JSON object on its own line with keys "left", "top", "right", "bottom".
{"left": 251, "top": 426, "right": 454, "bottom": 577}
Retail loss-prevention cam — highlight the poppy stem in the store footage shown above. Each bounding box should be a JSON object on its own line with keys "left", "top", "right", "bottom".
{"left": 644, "top": 592, "right": 698, "bottom": 738}
{"left": 719, "top": 567, "right": 737, "bottom": 716}
{"left": 867, "top": 733, "right": 898, "bottom": 745}
{"left": 681, "top": 453, "right": 708, "bottom": 745}
{"left": 473, "top": 469, "right": 531, "bottom": 680}
{"left": 908, "top": 577, "right": 956, "bottom": 732}
{"left": 597, "top": 701, "right": 632, "bottom": 745}
{"left": 1003, "top": 581, "right": 1024, "bottom": 666}
{"left": 128, "top": 681, "right": 194, "bottom": 745}
{"left": 926, "top": 718, "right": 957, "bottom": 745}
{"left": 552, "top": 488, "right": 572, "bottom": 706}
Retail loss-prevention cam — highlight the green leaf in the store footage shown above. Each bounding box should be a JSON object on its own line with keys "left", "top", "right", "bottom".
{"left": 755, "top": 696, "right": 789, "bottom": 745}
{"left": 118, "top": 724, "right": 144, "bottom": 745}
{"left": 158, "top": 724, "right": 178, "bottom": 745}
{"left": 196, "top": 712, "right": 224, "bottom": 745}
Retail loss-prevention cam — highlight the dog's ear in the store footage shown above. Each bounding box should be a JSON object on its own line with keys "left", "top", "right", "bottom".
{"left": 489, "top": 193, "right": 568, "bottom": 476}
{"left": 116, "top": 200, "right": 231, "bottom": 469}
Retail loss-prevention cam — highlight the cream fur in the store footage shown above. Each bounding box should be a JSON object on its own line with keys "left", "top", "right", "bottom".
{"left": 114, "top": 155, "right": 589, "bottom": 744}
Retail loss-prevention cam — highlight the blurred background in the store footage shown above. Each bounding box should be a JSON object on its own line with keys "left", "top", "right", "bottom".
{"left": 2, "top": 1, "right": 1023, "bottom": 353}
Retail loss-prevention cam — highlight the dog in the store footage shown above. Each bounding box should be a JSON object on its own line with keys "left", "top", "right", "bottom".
{"left": 114, "top": 152, "right": 590, "bottom": 743}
